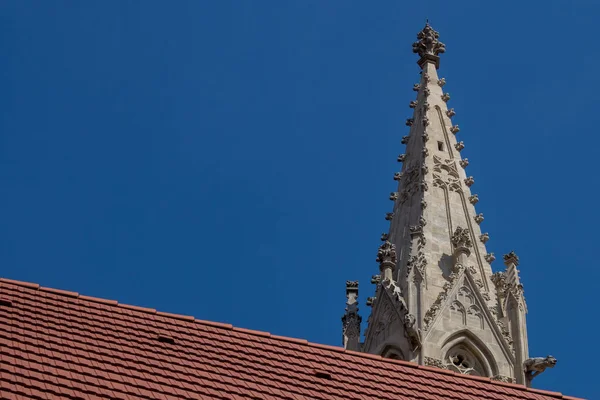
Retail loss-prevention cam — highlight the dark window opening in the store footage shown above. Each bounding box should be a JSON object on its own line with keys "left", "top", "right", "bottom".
{"left": 438, "top": 141, "right": 444, "bottom": 151}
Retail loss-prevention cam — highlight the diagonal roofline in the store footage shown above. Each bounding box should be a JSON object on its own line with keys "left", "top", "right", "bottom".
{"left": 0, "top": 277, "right": 582, "bottom": 400}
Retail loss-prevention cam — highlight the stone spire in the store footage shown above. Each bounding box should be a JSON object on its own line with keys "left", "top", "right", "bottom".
{"left": 341, "top": 281, "right": 362, "bottom": 351}
{"left": 348, "top": 23, "right": 555, "bottom": 386}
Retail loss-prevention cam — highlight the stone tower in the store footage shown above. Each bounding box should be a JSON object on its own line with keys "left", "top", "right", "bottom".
{"left": 341, "top": 23, "right": 556, "bottom": 386}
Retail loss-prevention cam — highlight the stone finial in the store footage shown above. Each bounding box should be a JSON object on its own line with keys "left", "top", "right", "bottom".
{"left": 474, "top": 213, "right": 484, "bottom": 224}
{"left": 468, "top": 194, "right": 479, "bottom": 204}
{"left": 450, "top": 125, "right": 460, "bottom": 134}
{"left": 346, "top": 280, "right": 359, "bottom": 298}
{"left": 376, "top": 241, "right": 397, "bottom": 265}
{"left": 459, "top": 159, "right": 469, "bottom": 168}
{"left": 455, "top": 141, "right": 465, "bottom": 151}
{"left": 342, "top": 281, "right": 362, "bottom": 350}
{"left": 484, "top": 253, "right": 496, "bottom": 263}
{"left": 377, "top": 240, "right": 397, "bottom": 281}
{"left": 464, "top": 176, "right": 475, "bottom": 187}
{"left": 441, "top": 93, "right": 451, "bottom": 102}
{"left": 451, "top": 227, "right": 472, "bottom": 250}
{"left": 480, "top": 233, "right": 490, "bottom": 243}
{"left": 406, "top": 118, "right": 414, "bottom": 126}
{"left": 401, "top": 136, "right": 409, "bottom": 144}
{"left": 503, "top": 251, "right": 519, "bottom": 266}
{"left": 412, "top": 22, "right": 446, "bottom": 69}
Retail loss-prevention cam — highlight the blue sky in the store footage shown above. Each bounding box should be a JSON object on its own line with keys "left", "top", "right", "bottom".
{"left": 1, "top": 1, "right": 597, "bottom": 398}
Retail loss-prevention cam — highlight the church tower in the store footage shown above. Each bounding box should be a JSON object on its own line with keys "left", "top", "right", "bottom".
{"left": 341, "top": 23, "right": 556, "bottom": 386}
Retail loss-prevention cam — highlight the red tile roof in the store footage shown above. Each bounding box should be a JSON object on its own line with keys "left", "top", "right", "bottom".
{"left": 0, "top": 278, "right": 581, "bottom": 400}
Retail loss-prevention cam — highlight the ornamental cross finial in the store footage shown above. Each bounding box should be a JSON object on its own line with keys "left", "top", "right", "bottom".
{"left": 412, "top": 22, "right": 446, "bottom": 67}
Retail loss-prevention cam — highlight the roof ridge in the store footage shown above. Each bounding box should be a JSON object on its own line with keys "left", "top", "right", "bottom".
{"left": 0, "top": 277, "right": 578, "bottom": 399}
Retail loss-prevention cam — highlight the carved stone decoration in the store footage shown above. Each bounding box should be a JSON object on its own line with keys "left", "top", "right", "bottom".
{"left": 394, "top": 172, "right": 402, "bottom": 181}
{"left": 366, "top": 297, "right": 376, "bottom": 307}
{"left": 524, "top": 356, "right": 557, "bottom": 382}
{"left": 406, "top": 118, "right": 414, "bottom": 126}
{"left": 422, "top": 133, "right": 429, "bottom": 142}
{"left": 423, "top": 264, "right": 464, "bottom": 330}
{"left": 413, "top": 84, "right": 420, "bottom": 92}
{"left": 376, "top": 241, "right": 397, "bottom": 265}
{"left": 422, "top": 72, "right": 430, "bottom": 83}
{"left": 421, "top": 163, "right": 428, "bottom": 175}
{"left": 380, "top": 233, "right": 389, "bottom": 241}
{"left": 468, "top": 194, "right": 479, "bottom": 204}
{"left": 371, "top": 275, "right": 381, "bottom": 284}
{"left": 446, "top": 108, "right": 456, "bottom": 118}
{"left": 423, "top": 87, "right": 430, "bottom": 96}
{"left": 464, "top": 176, "right": 475, "bottom": 187}
{"left": 491, "top": 375, "right": 515, "bottom": 384}
{"left": 455, "top": 141, "right": 465, "bottom": 151}
{"left": 474, "top": 213, "right": 484, "bottom": 224}
{"left": 484, "top": 253, "right": 496, "bottom": 263}
{"left": 422, "top": 148, "right": 429, "bottom": 157}
{"left": 420, "top": 181, "right": 429, "bottom": 191}
{"left": 422, "top": 101, "right": 430, "bottom": 111}
{"left": 409, "top": 100, "right": 418, "bottom": 108}
{"left": 480, "top": 233, "right": 490, "bottom": 243}
{"left": 389, "top": 192, "right": 398, "bottom": 201}
{"left": 401, "top": 136, "right": 410, "bottom": 144}
{"left": 385, "top": 212, "right": 394, "bottom": 221}
{"left": 491, "top": 272, "right": 507, "bottom": 291}
{"left": 450, "top": 125, "right": 460, "bottom": 134}
{"left": 421, "top": 199, "right": 427, "bottom": 209}
{"left": 397, "top": 154, "right": 406, "bottom": 162}
{"left": 441, "top": 93, "right": 451, "bottom": 102}
{"left": 467, "top": 265, "right": 477, "bottom": 275}
{"left": 437, "top": 78, "right": 446, "bottom": 87}
{"left": 412, "top": 22, "right": 446, "bottom": 58}
{"left": 419, "top": 216, "right": 427, "bottom": 227}
{"left": 459, "top": 159, "right": 469, "bottom": 168}
{"left": 424, "top": 357, "right": 447, "bottom": 369}
{"left": 403, "top": 314, "right": 422, "bottom": 350}
{"left": 422, "top": 116, "right": 430, "bottom": 126}
{"left": 451, "top": 227, "right": 472, "bottom": 249}
{"left": 503, "top": 251, "right": 519, "bottom": 266}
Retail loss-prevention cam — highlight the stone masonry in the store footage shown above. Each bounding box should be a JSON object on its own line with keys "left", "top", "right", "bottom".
{"left": 341, "top": 23, "right": 556, "bottom": 387}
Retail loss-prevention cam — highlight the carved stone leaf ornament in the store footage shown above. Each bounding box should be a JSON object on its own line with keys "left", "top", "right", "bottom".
{"left": 412, "top": 23, "right": 446, "bottom": 58}
{"left": 376, "top": 241, "right": 397, "bottom": 264}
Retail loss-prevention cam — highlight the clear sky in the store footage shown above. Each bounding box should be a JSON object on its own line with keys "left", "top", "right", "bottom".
{"left": 1, "top": 1, "right": 597, "bottom": 398}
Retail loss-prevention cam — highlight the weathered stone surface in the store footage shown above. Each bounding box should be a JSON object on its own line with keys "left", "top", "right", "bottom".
{"left": 357, "top": 22, "right": 533, "bottom": 387}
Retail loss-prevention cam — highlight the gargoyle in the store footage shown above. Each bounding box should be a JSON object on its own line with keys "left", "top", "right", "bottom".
{"left": 524, "top": 355, "right": 557, "bottom": 381}
{"left": 403, "top": 313, "right": 422, "bottom": 350}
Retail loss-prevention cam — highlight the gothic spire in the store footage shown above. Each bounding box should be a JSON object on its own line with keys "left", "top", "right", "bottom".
{"left": 352, "top": 23, "right": 552, "bottom": 386}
